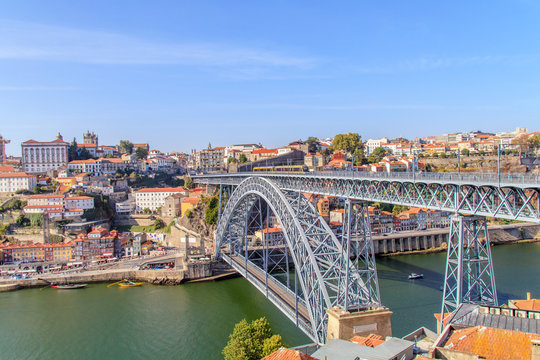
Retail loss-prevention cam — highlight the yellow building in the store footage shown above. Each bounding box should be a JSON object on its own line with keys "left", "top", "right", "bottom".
{"left": 181, "top": 197, "right": 200, "bottom": 217}
{"left": 51, "top": 243, "right": 72, "bottom": 261}
{"left": 56, "top": 176, "right": 77, "bottom": 189}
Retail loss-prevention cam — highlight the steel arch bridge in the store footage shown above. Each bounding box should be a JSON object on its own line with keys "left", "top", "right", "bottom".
{"left": 194, "top": 171, "right": 540, "bottom": 341}
{"left": 215, "top": 177, "right": 379, "bottom": 343}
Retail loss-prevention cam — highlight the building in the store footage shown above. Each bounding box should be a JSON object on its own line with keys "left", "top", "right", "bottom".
{"left": 254, "top": 227, "right": 284, "bottom": 245}
{"left": 65, "top": 196, "right": 94, "bottom": 210}
{"left": 83, "top": 131, "right": 98, "bottom": 146}
{"left": 1, "top": 242, "right": 72, "bottom": 263}
{"left": 0, "top": 134, "right": 10, "bottom": 165}
{"left": 180, "top": 197, "right": 200, "bottom": 217}
{"left": 134, "top": 187, "right": 188, "bottom": 211}
{"left": 161, "top": 193, "right": 184, "bottom": 218}
{"left": 72, "top": 227, "right": 121, "bottom": 261}
{"left": 0, "top": 172, "right": 37, "bottom": 193}
{"left": 21, "top": 133, "right": 69, "bottom": 174}
{"left": 366, "top": 138, "right": 389, "bottom": 155}
{"left": 304, "top": 153, "right": 325, "bottom": 169}
{"left": 196, "top": 146, "right": 226, "bottom": 172}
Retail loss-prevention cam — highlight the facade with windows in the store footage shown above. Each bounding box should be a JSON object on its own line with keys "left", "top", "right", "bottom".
{"left": 21, "top": 134, "right": 69, "bottom": 174}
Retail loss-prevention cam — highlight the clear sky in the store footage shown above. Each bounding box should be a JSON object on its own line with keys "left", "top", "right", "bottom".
{"left": 1, "top": 1, "right": 539, "bottom": 155}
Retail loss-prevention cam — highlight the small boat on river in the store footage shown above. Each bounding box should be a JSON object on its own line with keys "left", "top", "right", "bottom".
{"left": 408, "top": 273, "right": 424, "bottom": 280}
{"left": 108, "top": 280, "right": 143, "bottom": 288}
{"left": 51, "top": 283, "right": 88, "bottom": 289}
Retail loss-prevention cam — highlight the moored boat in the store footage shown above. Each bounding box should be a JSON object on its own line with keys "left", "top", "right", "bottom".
{"left": 51, "top": 284, "right": 88, "bottom": 289}
{"left": 408, "top": 273, "right": 424, "bottom": 280}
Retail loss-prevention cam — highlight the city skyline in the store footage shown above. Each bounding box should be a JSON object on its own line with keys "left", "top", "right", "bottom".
{"left": 1, "top": 1, "right": 540, "bottom": 154}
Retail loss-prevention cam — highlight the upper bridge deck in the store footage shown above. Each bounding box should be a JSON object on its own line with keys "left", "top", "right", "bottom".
{"left": 194, "top": 171, "right": 540, "bottom": 222}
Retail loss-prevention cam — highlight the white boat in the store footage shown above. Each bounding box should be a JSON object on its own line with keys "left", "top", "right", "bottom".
{"left": 408, "top": 273, "right": 424, "bottom": 280}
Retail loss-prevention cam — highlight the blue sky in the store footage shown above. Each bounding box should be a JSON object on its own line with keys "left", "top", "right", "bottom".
{"left": 1, "top": 1, "right": 539, "bottom": 155}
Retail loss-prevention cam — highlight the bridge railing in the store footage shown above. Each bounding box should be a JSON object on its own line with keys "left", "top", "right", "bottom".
{"left": 196, "top": 170, "right": 540, "bottom": 186}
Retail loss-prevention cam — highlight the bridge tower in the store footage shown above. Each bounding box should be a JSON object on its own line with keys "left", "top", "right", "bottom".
{"left": 440, "top": 215, "right": 497, "bottom": 331}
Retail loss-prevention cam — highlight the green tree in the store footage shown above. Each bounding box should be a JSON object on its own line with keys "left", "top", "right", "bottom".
{"left": 333, "top": 133, "right": 363, "bottom": 155}
{"left": 78, "top": 147, "right": 93, "bottom": 160}
{"left": 68, "top": 138, "right": 79, "bottom": 161}
{"left": 440, "top": 152, "right": 447, "bottom": 159}
{"left": 461, "top": 148, "right": 470, "bottom": 156}
{"left": 367, "top": 147, "right": 386, "bottom": 164}
{"left": 32, "top": 186, "right": 41, "bottom": 194}
{"left": 135, "top": 147, "right": 149, "bottom": 160}
{"left": 154, "top": 218, "right": 165, "bottom": 229}
{"left": 119, "top": 140, "right": 134, "bottom": 154}
{"left": 352, "top": 148, "right": 365, "bottom": 166}
{"left": 222, "top": 317, "right": 283, "bottom": 360}
{"left": 529, "top": 135, "right": 540, "bottom": 152}
{"left": 184, "top": 176, "right": 195, "bottom": 189}
{"left": 227, "top": 157, "right": 237, "bottom": 164}
{"left": 373, "top": 202, "right": 392, "bottom": 213}
{"left": 305, "top": 136, "right": 321, "bottom": 153}
{"left": 238, "top": 154, "right": 248, "bottom": 163}
{"left": 392, "top": 205, "right": 409, "bottom": 215}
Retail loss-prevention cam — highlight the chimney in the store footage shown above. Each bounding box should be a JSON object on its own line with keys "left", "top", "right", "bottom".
{"left": 528, "top": 292, "right": 532, "bottom": 300}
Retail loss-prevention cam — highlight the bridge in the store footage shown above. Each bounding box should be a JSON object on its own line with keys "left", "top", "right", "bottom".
{"left": 193, "top": 171, "right": 540, "bottom": 343}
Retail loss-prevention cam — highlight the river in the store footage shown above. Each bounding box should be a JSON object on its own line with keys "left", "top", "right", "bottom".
{"left": 1, "top": 242, "right": 539, "bottom": 359}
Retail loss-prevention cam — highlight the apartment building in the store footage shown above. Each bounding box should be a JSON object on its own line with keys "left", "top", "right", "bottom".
{"left": 134, "top": 186, "right": 188, "bottom": 211}
{"left": 196, "top": 147, "right": 225, "bottom": 172}
{"left": 0, "top": 172, "right": 37, "bottom": 193}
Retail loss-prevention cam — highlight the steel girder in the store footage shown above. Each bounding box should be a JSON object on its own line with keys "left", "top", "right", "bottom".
{"left": 440, "top": 215, "right": 497, "bottom": 331}
{"left": 195, "top": 174, "right": 540, "bottom": 223}
{"left": 214, "top": 177, "right": 376, "bottom": 344}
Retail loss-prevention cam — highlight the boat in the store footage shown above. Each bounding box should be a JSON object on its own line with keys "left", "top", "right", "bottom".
{"left": 51, "top": 283, "right": 87, "bottom": 289}
{"left": 408, "top": 273, "right": 424, "bottom": 280}
{"left": 108, "top": 280, "right": 143, "bottom": 288}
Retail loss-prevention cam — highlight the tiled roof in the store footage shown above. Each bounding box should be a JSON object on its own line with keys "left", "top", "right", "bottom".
{"left": 29, "top": 194, "right": 64, "bottom": 199}
{"left": 66, "top": 196, "right": 93, "bottom": 200}
{"left": 182, "top": 197, "right": 200, "bottom": 205}
{"left": 24, "top": 204, "right": 63, "bottom": 209}
{"left": 262, "top": 348, "right": 319, "bottom": 360}
{"left": 0, "top": 165, "right": 15, "bottom": 172}
{"left": 0, "top": 172, "right": 35, "bottom": 178}
{"left": 443, "top": 325, "right": 540, "bottom": 360}
{"left": 136, "top": 187, "right": 186, "bottom": 193}
{"left": 512, "top": 299, "right": 540, "bottom": 312}
{"left": 349, "top": 334, "right": 385, "bottom": 347}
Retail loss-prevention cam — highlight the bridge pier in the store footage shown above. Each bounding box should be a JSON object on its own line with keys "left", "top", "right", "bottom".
{"left": 441, "top": 215, "right": 497, "bottom": 331}
{"left": 326, "top": 306, "right": 393, "bottom": 342}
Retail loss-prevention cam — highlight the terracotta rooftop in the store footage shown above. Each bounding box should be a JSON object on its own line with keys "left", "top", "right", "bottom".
{"left": 443, "top": 325, "right": 540, "bottom": 360}
{"left": 512, "top": 299, "right": 540, "bottom": 312}
{"left": 0, "top": 172, "right": 34, "bottom": 178}
{"left": 262, "top": 348, "right": 319, "bottom": 360}
{"left": 349, "top": 334, "right": 385, "bottom": 348}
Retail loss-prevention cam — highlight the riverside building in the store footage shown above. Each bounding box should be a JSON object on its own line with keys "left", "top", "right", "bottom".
{"left": 21, "top": 133, "right": 69, "bottom": 174}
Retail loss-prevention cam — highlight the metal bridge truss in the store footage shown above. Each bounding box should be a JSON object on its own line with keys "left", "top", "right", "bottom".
{"left": 440, "top": 215, "right": 497, "bottom": 331}
{"left": 203, "top": 173, "right": 540, "bottom": 222}
{"left": 214, "top": 177, "right": 381, "bottom": 343}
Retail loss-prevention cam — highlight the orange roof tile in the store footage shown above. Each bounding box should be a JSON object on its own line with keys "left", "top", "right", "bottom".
{"left": 443, "top": 325, "right": 540, "bottom": 360}
{"left": 512, "top": 299, "right": 540, "bottom": 311}
{"left": 262, "top": 348, "right": 319, "bottom": 360}
{"left": 182, "top": 197, "right": 200, "bottom": 205}
{"left": 136, "top": 186, "right": 186, "bottom": 193}
{"left": 350, "top": 334, "right": 385, "bottom": 347}
{"left": 0, "top": 172, "right": 35, "bottom": 178}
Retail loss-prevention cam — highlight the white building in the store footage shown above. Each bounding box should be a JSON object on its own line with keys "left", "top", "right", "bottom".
{"left": 21, "top": 133, "right": 69, "bottom": 174}
{"left": 365, "top": 138, "right": 389, "bottom": 155}
{"left": 24, "top": 204, "right": 63, "bottom": 214}
{"left": 116, "top": 201, "right": 135, "bottom": 214}
{"left": 134, "top": 187, "right": 188, "bottom": 211}
{"left": 0, "top": 172, "right": 37, "bottom": 193}
{"left": 27, "top": 194, "right": 65, "bottom": 206}
{"left": 65, "top": 196, "right": 94, "bottom": 210}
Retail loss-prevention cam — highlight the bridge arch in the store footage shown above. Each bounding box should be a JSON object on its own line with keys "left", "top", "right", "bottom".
{"left": 214, "top": 177, "right": 378, "bottom": 343}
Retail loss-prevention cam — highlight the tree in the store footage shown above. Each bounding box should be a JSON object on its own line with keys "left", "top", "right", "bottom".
{"left": 135, "top": 147, "right": 148, "bottom": 160}
{"left": 222, "top": 317, "right": 283, "bottom": 360}
{"left": 373, "top": 202, "right": 392, "bottom": 213}
{"left": 352, "top": 148, "right": 365, "bottom": 166}
{"left": 461, "top": 148, "right": 470, "bottom": 156}
{"left": 184, "top": 176, "right": 195, "bottom": 190}
{"left": 392, "top": 205, "right": 409, "bottom": 215}
{"left": 227, "top": 157, "right": 237, "bottom": 164}
{"left": 367, "top": 147, "right": 386, "bottom": 164}
{"left": 332, "top": 133, "right": 363, "bottom": 155}
{"left": 529, "top": 135, "right": 540, "bottom": 153}
{"left": 68, "top": 138, "right": 78, "bottom": 161}
{"left": 119, "top": 140, "right": 134, "bottom": 154}
{"left": 440, "top": 152, "right": 447, "bottom": 159}
{"left": 154, "top": 218, "right": 165, "bottom": 229}
{"left": 78, "top": 147, "right": 93, "bottom": 160}
{"left": 305, "top": 136, "right": 321, "bottom": 153}
{"left": 238, "top": 154, "right": 248, "bottom": 163}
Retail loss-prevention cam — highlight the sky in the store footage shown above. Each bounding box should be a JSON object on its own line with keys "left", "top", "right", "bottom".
{"left": 1, "top": 1, "right": 539, "bottom": 155}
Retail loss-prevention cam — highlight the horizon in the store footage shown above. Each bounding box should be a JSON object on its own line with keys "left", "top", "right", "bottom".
{"left": 1, "top": 1, "right": 539, "bottom": 155}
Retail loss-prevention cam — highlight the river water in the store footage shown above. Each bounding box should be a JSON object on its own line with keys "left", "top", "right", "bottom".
{"left": 1, "top": 242, "right": 539, "bottom": 359}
